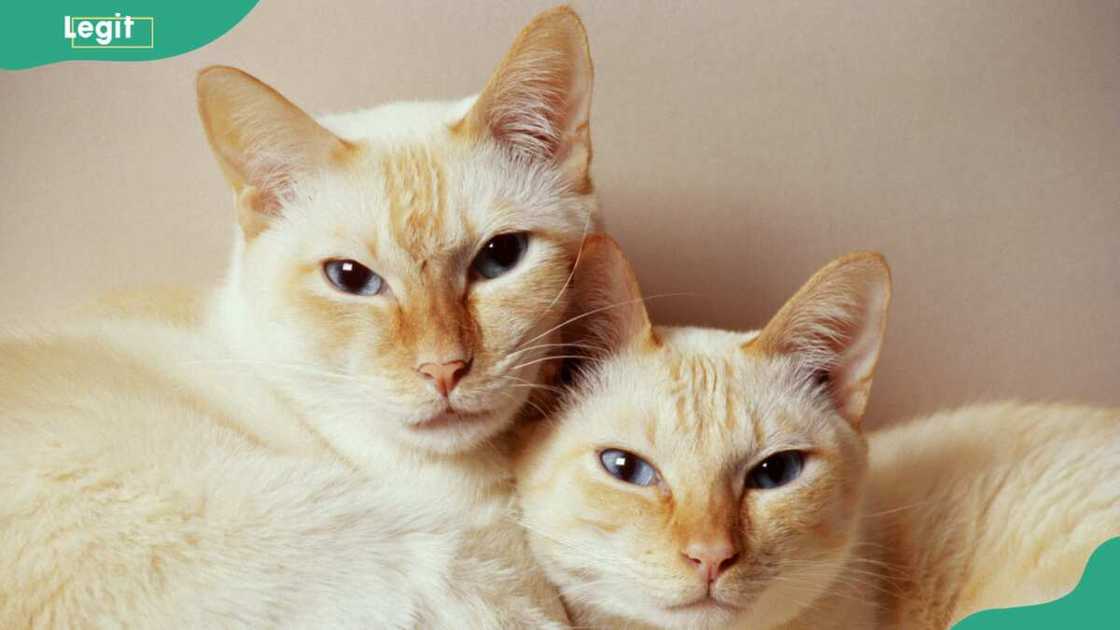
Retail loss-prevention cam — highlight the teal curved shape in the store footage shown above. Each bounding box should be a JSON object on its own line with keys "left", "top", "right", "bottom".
{"left": 953, "top": 537, "right": 1119, "bottom": 629}
{"left": 2, "top": 1, "right": 260, "bottom": 70}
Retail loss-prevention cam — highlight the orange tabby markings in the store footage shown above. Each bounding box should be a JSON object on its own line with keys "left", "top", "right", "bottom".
{"left": 381, "top": 145, "right": 451, "bottom": 259}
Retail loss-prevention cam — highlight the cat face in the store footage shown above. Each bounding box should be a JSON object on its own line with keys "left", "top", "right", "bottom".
{"left": 198, "top": 8, "right": 598, "bottom": 454}
{"left": 516, "top": 238, "right": 891, "bottom": 629}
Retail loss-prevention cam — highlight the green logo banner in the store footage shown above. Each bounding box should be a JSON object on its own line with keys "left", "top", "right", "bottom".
{"left": 954, "top": 537, "right": 1119, "bottom": 629}
{"left": 1, "top": 2, "right": 260, "bottom": 70}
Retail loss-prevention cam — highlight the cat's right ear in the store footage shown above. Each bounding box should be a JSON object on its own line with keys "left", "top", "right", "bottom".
{"left": 196, "top": 66, "right": 353, "bottom": 239}
{"left": 458, "top": 6, "right": 594, "bottom": 189}
{"left": 571, "top": 235, "right": 656, "bottom": 355}
{"left": 747, "top": 252, "right": 892, "bottom": 427}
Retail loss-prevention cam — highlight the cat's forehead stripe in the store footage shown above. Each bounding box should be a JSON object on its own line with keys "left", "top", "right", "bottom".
{"left": 665, "top": 351, "right": 742, "bottom": 439}
{"left": 379, "top": 144, "right": 457, "bottom": 258}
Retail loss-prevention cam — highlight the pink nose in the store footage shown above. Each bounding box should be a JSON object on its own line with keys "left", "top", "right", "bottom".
{"left": 683, "top": 541, "right": 739, "bottom": 583}
{"left": 416, "top": 360, "right": 470, "bottom": 397}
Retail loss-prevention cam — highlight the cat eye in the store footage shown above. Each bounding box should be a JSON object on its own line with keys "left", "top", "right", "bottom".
{"left": 599, "top": 449, "right": 659, "bottom": 487}
{"left": 472, "top": 232, "right": 529, "bottom": 280}
{"left": 323, "top": 259, "right": 384, "bottom": 296}
{"left": 747, "top": 450, "right": 805, "bottom": 490}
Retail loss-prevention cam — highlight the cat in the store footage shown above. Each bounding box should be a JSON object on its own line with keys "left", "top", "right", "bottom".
{"left": 515, "top": 236, "right": 1120, "bottom": 630}
{"left": 2, "top": 6, "right": 601, "bottom": 627}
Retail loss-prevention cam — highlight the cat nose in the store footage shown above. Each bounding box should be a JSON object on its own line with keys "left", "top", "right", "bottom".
{"left": 683, "top": 540, "right": 739, "bottom": 583}
{"left": 416, "top": 359, "right": 470, "bottom": 397}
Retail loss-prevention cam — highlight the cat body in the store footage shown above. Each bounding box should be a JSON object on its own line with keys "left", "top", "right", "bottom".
{"left": 0, "top": 320, "right": 564, "bottom": 628}
{"left": 516, "top": 238, "right": 1120, "bottom": 630}
{"left": 864, "top": 401, "right": 1120, "bottom": 628}
{"left": 2, "top": 6, "right": 600, "bottom": 627}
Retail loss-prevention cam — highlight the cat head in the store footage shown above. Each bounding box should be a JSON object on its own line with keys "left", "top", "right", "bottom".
{"left": 516, "top": 237, "right": 891, "bottom": 629}
{"left": 197, "top": 7, "right": 598, "bottom": 455}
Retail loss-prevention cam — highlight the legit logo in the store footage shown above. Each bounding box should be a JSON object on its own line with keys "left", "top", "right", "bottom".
{"left": 64, "top": 14, "right": 154, "bottom": 48}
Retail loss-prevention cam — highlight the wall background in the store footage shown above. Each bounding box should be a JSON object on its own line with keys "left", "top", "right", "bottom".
{"left": 2, "top": 0, "right": 1117, "bottom": 428}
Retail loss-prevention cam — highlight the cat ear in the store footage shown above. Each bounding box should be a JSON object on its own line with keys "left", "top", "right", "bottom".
{"left": 459, "top": 6, "right": 593, "bottom": 186}
{"left": 747, "top": 252, "right": 892, "bottom": 426}
{"left": 570, "top": 235, "right": 655, "bottom": 354}
{"left": 196, "top": 66, "right": 353, "bottom": 238}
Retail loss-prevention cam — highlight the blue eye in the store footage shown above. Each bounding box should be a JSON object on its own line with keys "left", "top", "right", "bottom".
{"left": 472, "top": 232, "right": 529, "bottom": 279}
{"left": 747, "top": 451, "right": 805, "bottom": 490}
{"left": 599, "top": 449, "right": 659, "bottom": 486}
{"left": 323, "top": 259, "right": 384, "bottom": 296}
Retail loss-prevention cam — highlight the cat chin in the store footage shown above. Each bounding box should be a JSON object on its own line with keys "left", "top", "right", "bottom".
{"left": 648, "top": 601, "right": 740, "bottom": 630}
{"left": 564, "top": 579, "right": 740, "bottom": 630}
{"left": 594, "top": 600, "right": 738, "bottom": 630}
{"left": 395, "top": 407, "right": 517, "bottom": 455}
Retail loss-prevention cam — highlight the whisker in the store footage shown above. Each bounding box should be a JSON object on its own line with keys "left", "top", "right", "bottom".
{"left": 515, "top": 292, "right": 697, "bottom": 351}
{"left": 495, "top": 375, "right": 566, "bottom": 396}
{"left": 861, "top": 499, "right": 936, "bottom": 519}
{"left": 512, "top": 518, "right": 655, "bottom": 581}
{"left": 497, "top": 390, "right": 549, "bottom": 422}
{"left": 503, "top": 211, "right": 597, "bottom": 364}
{"left": 509, "top": 354, "right": 599, "bottom": 373}
{"left": 534, "top": 211, "right": 596, "bottom": 327}
{"left": 505, "top": 341, "right": 608, "bottom": 360}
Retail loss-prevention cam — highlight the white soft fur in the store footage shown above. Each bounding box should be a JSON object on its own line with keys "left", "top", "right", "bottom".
{"left": 0, "top": 319, "right": 566, "bottom": 628}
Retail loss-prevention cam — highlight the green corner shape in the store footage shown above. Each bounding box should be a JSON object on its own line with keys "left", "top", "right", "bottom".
{"left": 953, "top": 537, "right": 1120, "bottom": 629}
{"left": 2, "top": 2, "right": 260, "bottom": 70}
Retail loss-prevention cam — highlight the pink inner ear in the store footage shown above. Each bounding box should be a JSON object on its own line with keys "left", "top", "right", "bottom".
{"left": 198, "top": 66, "right": 352, "bottom": 221}
{"left": 570, "top": 236, "right": 652, "bottom": 356}
{"left": 752, "top": 253, "right": 891, "bottom": 425}
{"left": 484, "top": 79, "right": 568, "bottom": 160}
{"left": 463, "top": 7, "right": 592, "bottom": 165}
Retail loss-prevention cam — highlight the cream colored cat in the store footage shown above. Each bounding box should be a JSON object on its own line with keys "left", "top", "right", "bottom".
{"left": 516, "top": 237, "right": 1120, "bottom": 630}
{"left": 2, "top": 6, "right": 600, "bottom": 627}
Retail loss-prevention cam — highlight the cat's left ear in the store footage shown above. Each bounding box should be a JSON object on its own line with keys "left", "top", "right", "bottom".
{"left": 747, "top": 252, "right": 892, "bottom": 427}
{"left": 196, "top": 66, "right": 353, "bottom": 239}
{"left": 458, "top": 6, "right": 593, "bottom": 188}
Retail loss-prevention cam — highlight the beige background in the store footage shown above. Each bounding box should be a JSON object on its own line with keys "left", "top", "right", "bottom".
{"left": 2, "top": 0, "right": 1117, "bottom": 428}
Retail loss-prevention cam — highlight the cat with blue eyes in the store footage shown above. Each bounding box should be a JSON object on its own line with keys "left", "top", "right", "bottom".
{"left": 516, "top": 236, "right": 1120, "bottom": 630}
{"left": 1, "top": 7, "right": 595, "bottom": 627}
